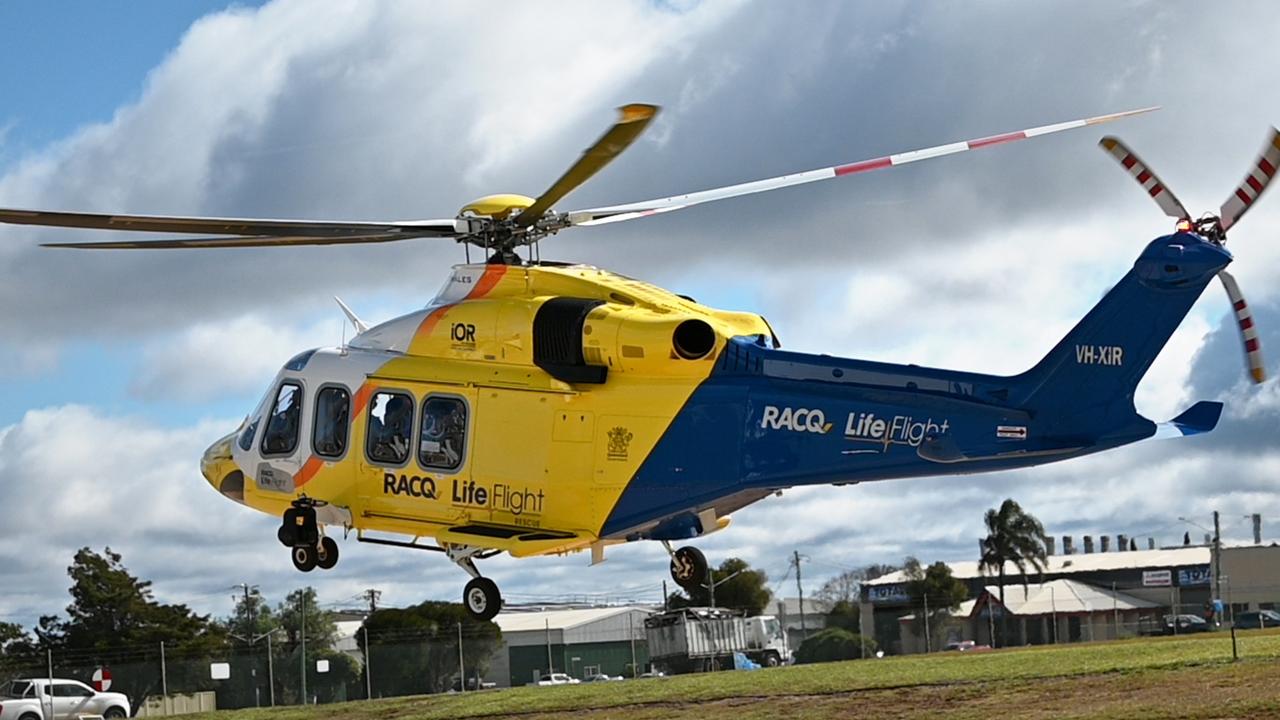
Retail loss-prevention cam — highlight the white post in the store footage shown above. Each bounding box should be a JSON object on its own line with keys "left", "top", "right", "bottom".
{"left": 267, "top": 632, "right": 276, "bottom": 707}
{"left": 46, "top": 648, "right": 53, "bottom": 720}
{"left": 300, "top": 593, "right": 307, "bottom": 703}
{"left": 922, "top": 594, "right": 931, "bottom": 653}
{"left": 160, "top": 641, "right": 168, "bottom": 696}
{"left": 545, "top": 619, "right": 553, "bottom": 674}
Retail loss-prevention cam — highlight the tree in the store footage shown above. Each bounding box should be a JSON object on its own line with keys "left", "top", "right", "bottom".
{"left": 903, "top": 557, "right": 968, "bottom": 652}
{"left": 39, "top": 548, "right": 229, "bottom": 711}
{"left": 274, "top": 587, "right": 337, "bottom": 656}
{"left": 824, "top": 600, "right": 861, "bottom": 634}
{"left": 358, "top": 601, "right": 502, "bottom": 696}
{"left": 666, "top": 557, "right": 771, "bottom": 616}
{"left": 815, "top": 569, "right": 862, "bottom": 605}
{"left": 978, "top": 498, "right": 1048, "bottom": 646}
{"left": 795, "top": 627, "right": 876, "bottom": 664}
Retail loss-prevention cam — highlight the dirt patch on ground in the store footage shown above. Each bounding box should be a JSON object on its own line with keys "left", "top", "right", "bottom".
{"left": 508, "top": 660, "right": 1280, "bottom": 720}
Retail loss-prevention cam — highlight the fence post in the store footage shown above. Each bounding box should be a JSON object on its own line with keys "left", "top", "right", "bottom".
{"left": 457, "top": 622, "right": 466, "bottom": 692}
{"left": 160, "top": 641, "right": 168, "bottom": 697}
{"left": 363, "top": 625, "right": 372, "bottom": 700}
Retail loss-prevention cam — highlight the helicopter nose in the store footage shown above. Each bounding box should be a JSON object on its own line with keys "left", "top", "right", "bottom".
{"left": 201, "top": 431, "right": 246, "bottom": 504}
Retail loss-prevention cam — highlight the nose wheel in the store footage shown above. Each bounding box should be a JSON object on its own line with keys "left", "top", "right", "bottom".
{"left": 280, "top": 499, "right": 339, "bottom": 572}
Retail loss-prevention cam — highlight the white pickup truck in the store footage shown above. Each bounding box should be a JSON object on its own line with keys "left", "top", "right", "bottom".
{"left": 0, "top": 678, "right": 130, "bottom": 719}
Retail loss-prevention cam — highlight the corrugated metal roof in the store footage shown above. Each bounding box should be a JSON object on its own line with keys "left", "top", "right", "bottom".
{"left": 899, "top": 579, "right": 1158, "bottom": 620}
{"left": 494, "top": 606, "right": 652, "bottom": 632}
{"left": 865, "top": 546, "right": 1211, "bottom": 586}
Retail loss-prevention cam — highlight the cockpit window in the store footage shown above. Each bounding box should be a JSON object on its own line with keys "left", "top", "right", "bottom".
{"left": 261, "top": 383, "right": 303, "bottom": 456}
{"left": 366, "top": 391, "right": 413, "bottom": 465}
{"left": 238, "top": 417, "right": 260, "bottom": 452}
{"left": 419, "top": 396, "right": 467, "bottom": 471}
{"left": 285, "top": 349, "right": 318, "bottom": 372}
{"left": 313, "top": 386, "right": 350, "bottom": 459}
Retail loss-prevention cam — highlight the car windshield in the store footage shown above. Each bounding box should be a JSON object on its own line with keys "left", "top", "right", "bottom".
{"left": 4, "top": 680, "right": 32, "bottom": 698}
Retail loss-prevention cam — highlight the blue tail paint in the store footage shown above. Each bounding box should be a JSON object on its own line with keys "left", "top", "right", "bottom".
{"left": 601, "top": 232, "right": 1231, "bottom": 539}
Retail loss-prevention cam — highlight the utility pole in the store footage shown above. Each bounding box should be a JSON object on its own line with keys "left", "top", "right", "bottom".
{"left": 708, "top": 564, "right": 716, "bottom": 608}
{"left": 662, "top": 581, "right": 668, "bottom": 612}
{"left": 793, "top": 551, "right": 807, "bottom": 640}
{"left": 266, "top": 631, "right": 276, "bottom": 707}
{"left": 364, "top": 588, "right": 381, "bottom": 614}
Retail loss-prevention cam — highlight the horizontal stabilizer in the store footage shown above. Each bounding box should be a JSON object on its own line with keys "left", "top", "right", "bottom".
{"left": 1153, "top": 401, "right": 1223, "bottom": 439}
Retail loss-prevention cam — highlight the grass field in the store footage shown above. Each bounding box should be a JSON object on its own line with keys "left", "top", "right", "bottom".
{"left": 191, "top": 629, "right": 1280, "bottom": 720}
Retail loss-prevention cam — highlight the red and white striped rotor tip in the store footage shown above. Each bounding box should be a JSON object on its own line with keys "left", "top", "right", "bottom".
{"left": 1219, "top": 270, "right": 1266, "bottom": 384}
{"left": 1220, "top": 128, "right": 1280, "bottom": 232}
{"left": 1098, "top": 136, "right": 1190, "bottom": 221}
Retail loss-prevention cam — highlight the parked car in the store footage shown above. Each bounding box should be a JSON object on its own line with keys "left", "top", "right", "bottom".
{"left": 583, "top": 673, "right": 623, "bottom": 682}
{"left": 535, "top": 673, "right": 580, "bottom": 686}
{"left": 1233, "top": 610, "right": 1280, "bottom": 630}
{"left": 1, "top": 678, "right": 131, "bottom": 719}
{"left": 943, "top": 640, "right": 993, "bottom": 652}
{"left": 1164, "top": 614, "right": 1211, "bottom": 634}
{"left": 450, "top": 677, "right": 497, "bottom": 691}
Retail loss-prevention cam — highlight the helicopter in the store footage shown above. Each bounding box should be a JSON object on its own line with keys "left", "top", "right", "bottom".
{"left": 1, "top": 104, "right": 1273, "bottom": 621}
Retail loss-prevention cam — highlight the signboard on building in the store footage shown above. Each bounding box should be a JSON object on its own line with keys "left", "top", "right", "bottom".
{"left": 1142, "top": 570, "right": 1172, "bottom": 587}
{"left": 867, "top": 584, "right": 910, "bottom": 604}
{"left": 1178, "top": 565, "right": 1211, "bottom": 587}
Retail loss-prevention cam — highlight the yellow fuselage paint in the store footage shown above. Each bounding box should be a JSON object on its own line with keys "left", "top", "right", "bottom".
{"left": 204, "top": 264, "right": 772, "bottom": 558}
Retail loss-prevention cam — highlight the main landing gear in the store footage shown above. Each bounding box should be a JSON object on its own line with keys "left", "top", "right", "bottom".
{"left": 279, "top": 499, "right": 339, "bottom": 573}
{"left": 664, "top": 541, "right": 708, "bottom": 592}
{"left": 447, "top": 544, "right": 503, "bottom": 621}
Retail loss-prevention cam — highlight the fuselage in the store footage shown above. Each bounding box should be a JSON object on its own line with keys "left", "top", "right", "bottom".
{"left": 202, "top": 232, "right": 1229, "bottom": 556}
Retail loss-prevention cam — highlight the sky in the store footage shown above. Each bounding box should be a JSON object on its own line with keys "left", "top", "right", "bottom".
{"left": 2, "top": 0, "right": 1280, "bottom": 628}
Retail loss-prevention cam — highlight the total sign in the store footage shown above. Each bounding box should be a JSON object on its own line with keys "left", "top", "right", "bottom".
{"left": 760, "top": 405, "right": 832, "bottom": 434}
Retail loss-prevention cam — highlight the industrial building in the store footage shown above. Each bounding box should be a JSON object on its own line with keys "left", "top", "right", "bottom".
{"left": 860, "top": 534, "right": 1280, "bottom": 654}
{"left": 485, "top": 606, "right": 653, "bottom": 687}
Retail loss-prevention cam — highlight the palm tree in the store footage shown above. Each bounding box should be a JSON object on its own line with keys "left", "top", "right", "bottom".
{"left": 979, "top": 498, "right": 1049, "bottom": 647}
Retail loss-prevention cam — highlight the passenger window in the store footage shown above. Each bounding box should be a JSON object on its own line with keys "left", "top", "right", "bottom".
{"left": 420, "top": 396, "right": 466, "bottom": 471}
{"left": 312, "top": 386, "right": 350, "bottom": 458}
{"left": 261, "top": 383, "right": 303, "bottom": 456}
{"left": 367, "top": 391, "right": 413, "bottom": 465}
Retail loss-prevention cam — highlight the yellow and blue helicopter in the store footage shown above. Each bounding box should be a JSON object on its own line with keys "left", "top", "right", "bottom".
{"left": 2, "top": 105, "right": 1273, "bottom": 620}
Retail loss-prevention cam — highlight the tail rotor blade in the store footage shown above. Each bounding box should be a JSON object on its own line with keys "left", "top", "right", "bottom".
{"left": 1098, "top": 136, "right": 1190, "bottom": 221}
{"left": 1220, "top": 127, "right": 1280, "bottom": 232}
{"left": 1219, "top": 270, "right": 1266, "bottom": 384}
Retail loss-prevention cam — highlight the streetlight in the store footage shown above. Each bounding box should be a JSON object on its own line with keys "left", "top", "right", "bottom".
{"left": 228, "top": 628, "right": 282, "bottom": 707}
{"left": 1178, "top": 513, "right": 1222, "bottom": 618}
{"left": 706, "top": 567, "right": 744, "bottom": 609}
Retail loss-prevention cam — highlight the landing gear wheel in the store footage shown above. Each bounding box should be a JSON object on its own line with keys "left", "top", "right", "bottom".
{"left": 463, "top": 577, "right": 502, "bottom": 621}
{"left": 277, "top": 525, "right": 297, "bottom": 547}
{"left": 316, "top": 537, "right": 339, "bottom": 570}
{"left": 670, "top": 546, "right": 707, "bottom": 591}
{"left": 291, "top": 544, "right": 318, "bottom": 572}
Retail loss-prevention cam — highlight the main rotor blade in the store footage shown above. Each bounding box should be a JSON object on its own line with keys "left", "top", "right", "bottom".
{"left": 0, "top": 208, "right": 467, "bottom": 243}
{"left": 1097, "top": 136, "right": 1190, "bottom": 221}
{"left": 511, "top": 103, "right": 658, "bottom": 228}
{"left": 568, "top": 107, "right": 1158, "bottom": 227}
{"left": 1220, "top": 127, "right": 1280, "bottom": 232}
{"left": 40, "top": 232, "right": 446, "bottom": 249}
{"left": 1219, "top": 270, "right": 1266, "bottom": 384}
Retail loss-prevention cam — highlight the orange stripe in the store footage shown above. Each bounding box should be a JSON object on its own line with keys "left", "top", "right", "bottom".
{"left": 468, "top": 264, "right": 507, "bottom": 298}
{"left": 294, "top": 455, "right": 324, "bottom": 489}
{"left": 352, "top": 381, "right": 376, "bottom": 416}
{"left": 414, "top": 305, "right": 451, "bottom": 337}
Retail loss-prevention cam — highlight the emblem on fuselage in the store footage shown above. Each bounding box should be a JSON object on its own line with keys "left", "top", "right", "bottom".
{"left": 383, "top": 472, "right": 438, "bottom": 499}
{"left": 760, "top": 405, "right": 832, "bottom": 434}
{"left": 607, "top": 426, "right": 633, "bottom": 461}
{"left": 843, "top": 412, "right": 949, "bottom": 449}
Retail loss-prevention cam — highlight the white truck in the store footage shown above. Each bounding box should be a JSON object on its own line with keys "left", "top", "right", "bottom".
{"left": 0, "top": 678, "right": 130, "bottom": 720}
{"left": 644, "top": 607, "right": 790, "bottom": 674}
